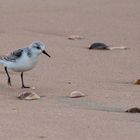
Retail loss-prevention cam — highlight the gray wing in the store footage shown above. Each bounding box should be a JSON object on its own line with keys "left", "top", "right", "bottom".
{"left": 0, "top": 49, "right": 23, "bottom": 62}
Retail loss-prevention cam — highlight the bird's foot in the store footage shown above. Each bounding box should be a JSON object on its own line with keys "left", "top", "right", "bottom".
{"left": 22, "top": 85, "right": 30, "bottom": 88}
{"left": 8, "top": 78, "right": 11, "bottom": 86}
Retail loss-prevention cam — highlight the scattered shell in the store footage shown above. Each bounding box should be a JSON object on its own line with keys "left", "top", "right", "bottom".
{"left": 69, "top": 91, "right": 86, "bottom": 98}
{"left": 18, "top": 91, "right": 40, "bottom": 100}
{"left": 68, "top": 35, "right": 84, "bottom": 40}
{"left": 89, "top": 42, "right": 109, "bottom": 50}
{"left": 125, "top": 107, "right": 140, "bottom": 113}
{"left": 134, "top": 79, "right": 140, "bottom": 85}
{"left": 89, "top": 42, "right": 127, "bottom": 50}
{"left": 108, "top": 46, "right": 127, "bottom": 50}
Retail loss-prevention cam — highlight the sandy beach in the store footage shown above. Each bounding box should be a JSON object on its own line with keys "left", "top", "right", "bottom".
{"left": 0, "top": 0, "right": 140, "bottom": 139}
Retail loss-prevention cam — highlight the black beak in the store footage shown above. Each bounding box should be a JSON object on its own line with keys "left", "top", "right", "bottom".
{"left": 42, "top": 50, "right": 51, "bottom": 58}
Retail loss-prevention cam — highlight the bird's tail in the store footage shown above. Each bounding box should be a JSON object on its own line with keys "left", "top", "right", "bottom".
{"left": 0, "top": 57, "right": 6, "bottom": 66}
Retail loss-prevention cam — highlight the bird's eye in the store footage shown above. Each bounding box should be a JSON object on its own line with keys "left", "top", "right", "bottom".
{"left": 36, "top": 46, "right": 40, "bottom": 49}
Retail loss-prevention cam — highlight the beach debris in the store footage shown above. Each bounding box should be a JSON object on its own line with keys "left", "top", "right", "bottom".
{"left": 18, "top": 91, "right": 40, "bottom": 100}
{"left": 69, "top": 91, "right": 86, "bottom": 98}
{"left": 133, "top": 79, "right": 140, "bottom": 85}
{"left": 125, "top": 107, "right": 140, "bottom": 113}
{"left": 89, "top": 42, "right": 127, "bottom": 50}
{"left": 108, "top": 46, "right": 127, "bottom": 50}
{"left": 31, "top": 86, "right": 36, "bottom": 90}
{"left": 68, "top": 35, "right": 85, "bottom": 40}
{"left": 89, "top": 42, "right": 109, "bottom": 50}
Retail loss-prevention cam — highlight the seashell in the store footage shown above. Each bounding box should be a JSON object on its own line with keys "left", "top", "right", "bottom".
{"left": 18, "top": 91, "right": 40, "bottom": 100}
{"left": 89, "top": 42, "right": 109, "bottom": 50}
{"left": 89, "top": 42, "right": 127, "bottom": 50}
{"left": 68, "top": 35, "right": 84, "bottom": 40}
{"left": 125, "top": 107, "right": 140, "bottom": 113}
{"left": 69, "top": 91, "right": 86, "bottom": 98}
{"left": 108, "top": 46, "right": 127, "bottom": 50}
{"left": 134, "top": 79, "right": 140, "bottom": 85}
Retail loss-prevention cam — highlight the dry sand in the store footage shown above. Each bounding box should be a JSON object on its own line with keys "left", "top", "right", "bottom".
{"left": 0, "top": 0, "right": 140, "bottom": 139}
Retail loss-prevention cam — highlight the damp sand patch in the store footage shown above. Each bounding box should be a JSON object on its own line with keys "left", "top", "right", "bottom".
{"left": 56, "top": 96, "right": 124, "bottom": 113}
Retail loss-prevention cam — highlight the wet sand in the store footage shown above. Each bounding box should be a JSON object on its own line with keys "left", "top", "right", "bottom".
{"left": 0, "top": 0, "right": 140, "bottom": 139}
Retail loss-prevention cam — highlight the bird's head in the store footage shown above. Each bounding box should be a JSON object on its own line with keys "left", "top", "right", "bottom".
{"left": 30, "top": 41, "right": 51, "bottom": 58}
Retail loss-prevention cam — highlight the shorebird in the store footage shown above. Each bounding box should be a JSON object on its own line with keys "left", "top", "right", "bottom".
{"left": 0, "top": 41, "right": 51, "bottom": 88}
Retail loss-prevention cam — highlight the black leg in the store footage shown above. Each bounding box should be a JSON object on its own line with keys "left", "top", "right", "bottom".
{"left": 4, "top": 67, "right": 11, "bottom": 86}
{"left": 21, "top": 72, "right": 30, "bottom": 88}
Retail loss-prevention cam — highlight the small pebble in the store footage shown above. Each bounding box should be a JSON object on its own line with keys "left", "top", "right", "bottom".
{"left": 18, "top": 91, "right": 40, "bottom": 100}
{"left": 31, "top": 86, "right": 36, "bottom": 90}
{"left": 134, "top": 79, "right": 140, "bottom": 85}
{"left": 38, "top": 136, "right": 46, "bottom": 139}
{"left": 125, "top": 107, "right": 140, "bottom": 113}
{"left": 69, "top": 91, "right": 86, "bottom": 98}
{"left": 68, "top": 35, "right": 84, "bottom": 40}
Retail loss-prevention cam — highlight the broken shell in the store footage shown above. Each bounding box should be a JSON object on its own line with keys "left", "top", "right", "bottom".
{"left": 125, "top": 107, "right": 140, "bottom": 113}
{"left": 68, "top": 35, "right": 84, "bottom": 40}
{"left": 134, "top": 79, "right": 140, "bottom": 85}
{"left": 69, "top": 91, "right": 86, "bottom": 98}
{"left": 108, "top": 46, "right": 128, "bottom": 50}
{"left": 18, "top": 91, "right": 40, "bottom": 100}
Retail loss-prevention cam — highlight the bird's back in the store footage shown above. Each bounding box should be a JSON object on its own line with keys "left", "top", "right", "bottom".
{"left": 0, "top": 47, "right": 38, "bottom": 72}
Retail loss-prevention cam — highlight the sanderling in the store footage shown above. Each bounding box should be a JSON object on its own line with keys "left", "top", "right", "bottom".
{"left": 0, "top": 41, "right": 51, "bottom": 88}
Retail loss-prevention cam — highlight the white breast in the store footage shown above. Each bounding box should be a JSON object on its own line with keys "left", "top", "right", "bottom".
{"left": 7, "top": 52, "right": 39, "bottom": 72}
